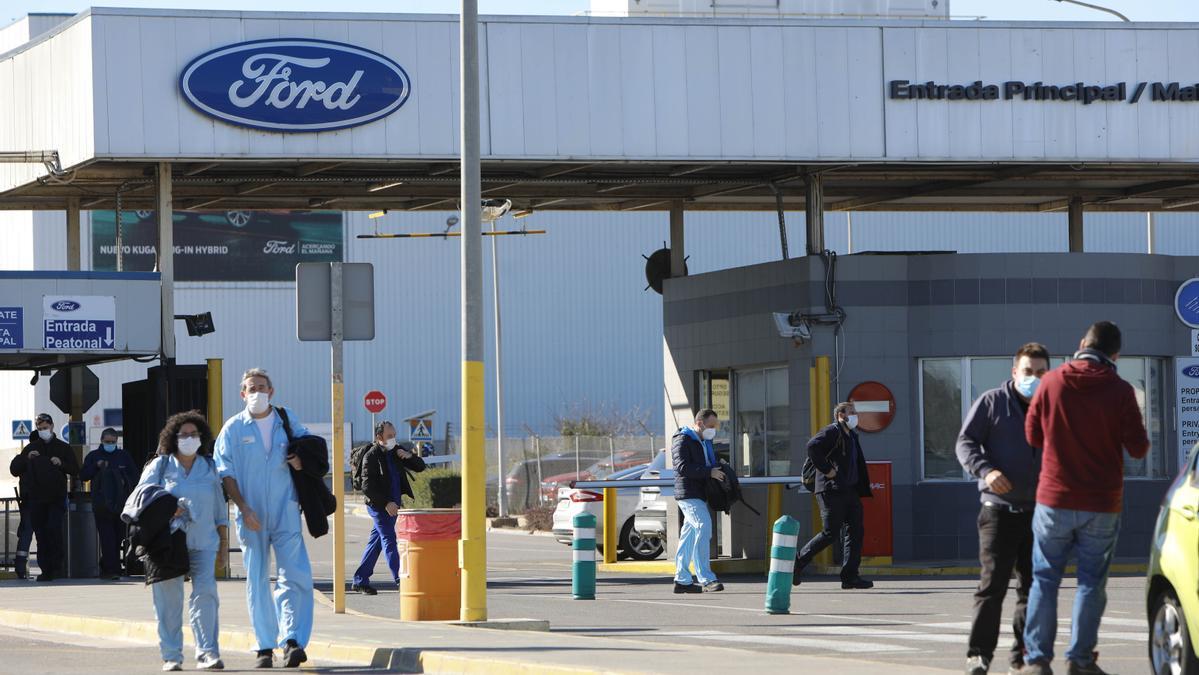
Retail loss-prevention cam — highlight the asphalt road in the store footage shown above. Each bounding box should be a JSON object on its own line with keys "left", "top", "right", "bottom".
{"left": 0, "top": 624, "right": 387, "bottom": 675}
{"left": 313, "top": 511, "right": 1154, "bottom": 674}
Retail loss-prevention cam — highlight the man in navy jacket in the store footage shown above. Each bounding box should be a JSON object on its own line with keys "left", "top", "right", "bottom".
{"left": 79, "top": 427, "right": 137, "bottom": 579}
{"left": 956, "top": 342, "right": 1050, "bottom": 675}
{"left": 793, "top": 402, "right": 873, "bottom": 589}
{"left": 671, "top": 409, "right": 726, "bottom": 594}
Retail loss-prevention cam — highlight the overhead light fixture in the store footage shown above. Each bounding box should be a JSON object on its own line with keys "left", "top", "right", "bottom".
{"left": 368, "top": 181, "right": 405, "bottom": 192}
{"left": 175, "top": 312, "right": 215, "bottom": 337}
{"left": 512, "top": 209, "right": 533, "bottom": 219}
{"left": 368, "top": 210, "right": 389, "bottom": 219}
{"left": 481, "top": 198, "right": 512, "bottom": 223}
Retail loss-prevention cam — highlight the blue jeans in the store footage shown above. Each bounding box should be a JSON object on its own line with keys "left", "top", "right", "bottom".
{"left": 152, "top": 548, "right": 219, "bottom": 663}
{"left": 675, "top": 499, "right": 717, "bottom": 585}
{"left": 354, "top": 505, "right": 399, "bottom": 586}
{"left": 1023, "top": 505, "right": 1121, "bottom": 665}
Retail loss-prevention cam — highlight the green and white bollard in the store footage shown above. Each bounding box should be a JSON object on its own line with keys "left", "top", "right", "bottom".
{"left": 572, "top": 512, "right": 597, "bottom": 600}
{"left": 765, "top": 515, "right": 801, "bottom": 615}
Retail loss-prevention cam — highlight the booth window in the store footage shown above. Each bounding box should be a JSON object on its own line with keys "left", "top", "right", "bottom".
{"left": 920, "top": 356, "right": 1168, "bottom": 481}
{"left": 729, "top": 366, "right": 790, "bottom": 477}
{"left": 696, "top": 371, "right": 731, "bottom": 465}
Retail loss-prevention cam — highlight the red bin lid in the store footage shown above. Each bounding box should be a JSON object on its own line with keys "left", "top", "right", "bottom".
{"left": 395, "top": 509, "right": 462, "bottom": 541}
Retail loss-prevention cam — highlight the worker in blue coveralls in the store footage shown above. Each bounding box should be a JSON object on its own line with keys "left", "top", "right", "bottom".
{"left": 214, "top": 368, "right": 313, "bottom": 669}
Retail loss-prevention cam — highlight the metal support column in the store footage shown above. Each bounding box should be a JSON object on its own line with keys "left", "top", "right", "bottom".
{"left": 805, "top": 174, "right": 825, "bottom": 255}
{"left": 207, "top": 358, "right": 229, "bottom": 579}
{"left": 669, "top": 201, "right": 685, "bottom": 278}
{"left": 1068, "top": 197, "right": 1084, "bottom": 253}
{"left": 460, "top": 0, "right": 488, "bottom": 623}
{"left": 808, "top": 356, "right": 832, "bottom": 567}
{"left": 157, "top": 163, "right": 175, "bottom": 360}
{"left": 330, "top": 264, "right": 346, "bottom": 613}
{"left": 491, "top": 218, "right": 507, "bottom": 518}
{"left": 1147, "top": 212, "right": 1157, "bottom": 255}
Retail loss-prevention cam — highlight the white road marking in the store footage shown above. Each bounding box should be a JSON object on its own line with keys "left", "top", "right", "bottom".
{"left": 786, "top": 625, "right": 967, "bottom": 645}
{"left": 654, "top": 630, "right": 918, "bottom": 653}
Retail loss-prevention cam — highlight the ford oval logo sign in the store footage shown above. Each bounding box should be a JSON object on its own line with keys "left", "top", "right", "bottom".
{"left": 1183, "top": 366, "right": 1199, "bottom": 379}
{"left": 51, "top": 301, "right": 80, "bottom": 312}
{"left": 179, "top": 38, "right": 411, "bottom": 132}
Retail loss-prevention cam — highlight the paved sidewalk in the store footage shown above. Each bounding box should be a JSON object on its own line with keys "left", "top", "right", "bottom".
{"left": 0, "top": 577, "right": 958, "bottom": 674}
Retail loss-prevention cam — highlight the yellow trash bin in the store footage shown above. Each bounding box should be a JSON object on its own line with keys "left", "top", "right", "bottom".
{"left": 396, "top": 509, "right": 461, "bottom": 621}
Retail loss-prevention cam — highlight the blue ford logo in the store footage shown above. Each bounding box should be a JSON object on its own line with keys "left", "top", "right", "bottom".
{"left": 51, "top": 301, "right": 80, "bottom": 312}
{"left": 1183, "top": 366, "right": 1199, "bottom": 378}
{"left": 179, "top": 38, "right": 411, "bottom": 132}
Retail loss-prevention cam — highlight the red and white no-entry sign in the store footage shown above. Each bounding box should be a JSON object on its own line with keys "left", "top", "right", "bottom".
{"left": 363, "top": 390, "right": 387, "bottom": 414}
{"left": 847, "top": 381, "right": 896, "bottom": 433}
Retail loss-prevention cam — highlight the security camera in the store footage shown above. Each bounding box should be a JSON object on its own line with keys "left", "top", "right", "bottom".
{"left": 773, "top": 312, "right": 811, "bottom": 342}
{"left": 481, "top": 198, "right": 512, "bottom": 223}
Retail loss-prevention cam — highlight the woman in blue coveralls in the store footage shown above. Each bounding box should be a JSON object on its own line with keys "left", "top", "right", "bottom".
{"left": 214, "top": 368, "right": 313, "bottom": 669}
{"left": 138, "top": 411, "right": 228, "bottom": 672}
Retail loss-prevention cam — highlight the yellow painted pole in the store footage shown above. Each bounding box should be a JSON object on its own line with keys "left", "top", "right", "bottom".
{"left": 765, "top": 483, "right": 782, "bottom": 562}
{"left": 810, "top": 356, "right": 833, "bottom": 568}
{"left": 206, "top": 359, "right": 227, "bottom": 579}
{"left": 460, "top": 361, "right": 487, "bottom": 621}
{"left": 331, "top": 263, "right": 347, "bottom": 614}
{"left": 602, "top": 486, "right": 617, "bottom": 565}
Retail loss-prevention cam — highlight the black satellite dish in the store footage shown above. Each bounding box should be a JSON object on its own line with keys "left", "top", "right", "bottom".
{"left": 643, "top": 246, "right": 687, "bottom": 294}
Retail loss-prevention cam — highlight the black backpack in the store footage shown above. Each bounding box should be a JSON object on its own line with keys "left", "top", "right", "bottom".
{"left": 801, "top": 431, "right": 845, "bottom": 493}
{"left": 350, "top": 443, "right": 372, "bottom": 491}
{"left": 705, "top": 462, "right": 760, "bottom": 516}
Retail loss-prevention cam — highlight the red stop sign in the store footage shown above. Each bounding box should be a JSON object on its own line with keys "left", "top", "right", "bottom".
{"left": 363, "top": 390, "right": 387, "bottom": 414}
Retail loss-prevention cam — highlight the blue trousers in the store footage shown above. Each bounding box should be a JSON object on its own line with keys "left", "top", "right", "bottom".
{"left": 675, "top": 499, "right": 717, "bottom": 585}
{"left": 238, "top": 525, "right": 313, "bottom": 651}
{"left": 1023, "top": 505, "right": 1121, "bottom": 666}
{"left": 152, "top": 548, "right": 220, "bottom": 663}
{"left": 354, "top": 505, "right": 399, "bottom": 586}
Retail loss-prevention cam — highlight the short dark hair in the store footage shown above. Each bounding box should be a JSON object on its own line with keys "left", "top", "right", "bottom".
{"left": 100, "top": 427, "right": 119, "bottom": 441}
{"left": 834, "top": 402, "right": 854, "bottom": 418}
{"left": 35, "top": 413, "right": 53, "bottom": 426}
{"left": 156, "top": 410, "right": 214, "bottom": 458}
{"left": 374, "top": 420, "right": 395, "bottom": 439}
{"left": 696, "top": 409, "right": 718, "bottom": 422}
{"left": 1014, "top": 342, "right": 1051, "bottom": 367}
{"left": 1082, "top": 321, "right": 1122, "bottom": 358}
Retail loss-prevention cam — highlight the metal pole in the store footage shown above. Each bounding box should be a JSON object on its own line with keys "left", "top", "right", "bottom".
{"left": 669, "top": 201, "right": 685, "bottom": 277}
{"left": 805, "top": 174, "right": 825, "bottom": 255}
{"left": 459, "top": 0, "right": 487, "bottom": 623}
{"left": 206, "top": 358, "right": 227, "bottom": 579}
{"left": 1147, "top": 212, "right": 1156, "bottom": 255}
{"left": 608, "top": 435, "right": 615, "bottom": 472}
{"left": 846, "top": 212, "right": 854, "bottom": 254}
{"left": 157, "top": 163, "right": 175, "bottom": 361}
{"left": 1068, "top": 197, "right": 1084, "bottom": 253}
{"left": 331, "top": 263, "right": 347, "bottom": 613}
{"left": 66, "top": 198, "right": 85, "bottom": 477}
{"left": 491, "top": 218, "right": 507, "bottom": 518}
{"left": 574, "top": 435, "right": 580, "bottom": 476}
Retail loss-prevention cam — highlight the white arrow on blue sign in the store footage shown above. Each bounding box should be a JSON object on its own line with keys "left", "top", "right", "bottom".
{"left": 11, "top": 420, "right": 32, "bottom": 440}
{"left": 43, "top": 295, "right": 116, "bottom": 351}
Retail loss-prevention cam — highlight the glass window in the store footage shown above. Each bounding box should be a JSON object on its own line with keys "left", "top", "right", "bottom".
{"left": 920, "top": 355, "right": 1168, "bottom": 481}
{"left": 697, "top": 371, "right": 732, "bottom": 465}
{"left": 728, "top": 366, "right": 789, "bottom": 477}
{"left": 766, "top": 367, "right": 791, "bottom": 477}
{"left": 921, "top": 359, "right": 963, "bottom": 480}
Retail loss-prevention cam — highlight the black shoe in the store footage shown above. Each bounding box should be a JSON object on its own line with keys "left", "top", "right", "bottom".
{"left": 14, "top": 557, "right": 27, "bottom": 579}
{"left": 673, "top": 581, "right": 701, "bottom": 594}
{"left": 35, "top": 572, "right": 55, "bottom": 582}
{"left": 702, "top": 581, "right": 725, "bottom": 593}
{"left": 352, "top": 583, "right": 377, "bottom": 596}
{"left": 841, "top": 577, "right": 874, "bottom": 589}
{"left": 254, "top": 649, "right": 273, "bottom": 669}
{"left": 791, "top": 562, "right": 805, "bottom": 587}
{"left": 282, "top": 640, "right": 307, "bottom": 668}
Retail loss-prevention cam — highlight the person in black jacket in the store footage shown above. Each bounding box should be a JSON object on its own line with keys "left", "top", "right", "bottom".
{"left": 79, "top": 428, "right": 138, "bottom": 579}
{"left": 9, "top": 413, "right": 79, "bottom": 582}
{"left": 793, "top": 402, "right": 874, "bottom": 589}
{"left": 352, "top": 421, "right": 426, "bottom": 595}
{"left": 671, "top": 409, "right": 726, "bottom": 595}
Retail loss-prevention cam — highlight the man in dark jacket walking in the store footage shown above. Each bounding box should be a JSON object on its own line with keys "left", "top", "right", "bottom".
{"left": 793, "top": 402, "right": 873, "bottom": 589}
{"left": 957, "top": 343, "right": 1050, "bottom": 675}
{"left": 671, "top": 409, "right": 726, "bottom": 594}
{"left": 9, "top": 413, "right": 79, "bottom": 581}
{"left": 352, "top": 421, "right": 427, "bottom": 595}
{"left": 79, "top": 428, "right": 137, "bottom": 580}
{"left": 1018, "top": 322, "right": 1149, "bottom": 675}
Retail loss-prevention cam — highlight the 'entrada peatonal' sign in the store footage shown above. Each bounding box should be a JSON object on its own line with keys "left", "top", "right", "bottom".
{"left": 890, "top": 80, "right": 1199, "bottom": 105}
{"left": 180, "top": 38, "right": 412, "bottom": 132}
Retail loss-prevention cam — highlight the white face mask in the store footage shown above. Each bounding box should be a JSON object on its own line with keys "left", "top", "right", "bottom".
{"left": 845, "top": 414, "right": 859, "bottom": 430}
{"left": 37, "top": 429, "right": 53, "bottom": 441}
{"left": 245, "top": 391, "right": 270, "bottom": 415}
{"left": 701, "top": 427, "right": 717, "bottom": 441}
{"left": 384, "top": 438, "right": 397, "bottom": 450}
{"left": 177, "top": 437, "right": 201, "bottom": 457}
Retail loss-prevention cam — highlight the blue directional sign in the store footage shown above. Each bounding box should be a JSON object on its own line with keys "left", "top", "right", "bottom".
{"left": 11, "top": 419, "right": 32, "bottom": 440}
{"left": 43, "top": 295, "right": 116, "bottom": 351}
{"left": 0, "top": 307, "right": 22, "bottom": 348}
{"left": 1177, "top": 279, "right": 1199, "bottom": 328}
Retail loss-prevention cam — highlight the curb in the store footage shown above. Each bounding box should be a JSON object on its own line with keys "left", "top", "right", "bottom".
{"left": 596, "top": 560, "right": 1149, "bottom": 577}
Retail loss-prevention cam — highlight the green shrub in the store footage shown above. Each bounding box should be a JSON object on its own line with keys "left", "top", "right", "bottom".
{"left": 408, "top": 467, "right": 460, "bottom": 509}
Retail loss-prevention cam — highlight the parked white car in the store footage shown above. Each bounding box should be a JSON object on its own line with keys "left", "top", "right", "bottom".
{"left": 634, "top": 450, "right": 673, "bottom": 539}
{"left": 552, "top": 463, "right": 665, "bottom": 561}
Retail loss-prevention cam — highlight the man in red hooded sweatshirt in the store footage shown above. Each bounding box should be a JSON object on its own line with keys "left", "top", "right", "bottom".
{"left": 1018, "top": 321, "right": 1149, "bottom": 675}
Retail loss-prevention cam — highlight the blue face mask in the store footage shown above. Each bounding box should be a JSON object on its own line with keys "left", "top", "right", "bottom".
{"left": 101, "top": 443, "right": 117, "bottom": 453}
{"left": 1015, "top": 375, "right": 1040, "bottom": 399}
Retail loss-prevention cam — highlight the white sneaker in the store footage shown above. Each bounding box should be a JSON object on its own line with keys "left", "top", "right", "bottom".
{"left": 162, "top": 661, "right": 182, "bottom": 672}
{"left": 197, "top": 655, "right": 225, "bottom": 670}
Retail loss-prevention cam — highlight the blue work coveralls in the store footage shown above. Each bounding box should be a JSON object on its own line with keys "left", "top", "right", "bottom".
{"left": 214, "top": 406, "right": 313, "bottom": 651}
{"left": 139, "top": 454, "right": 227, "bottom": 664}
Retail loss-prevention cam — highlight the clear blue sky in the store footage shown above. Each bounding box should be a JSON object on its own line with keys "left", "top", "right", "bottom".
{"left": 5, "top": 0, "right": 1197, "bottom": 25}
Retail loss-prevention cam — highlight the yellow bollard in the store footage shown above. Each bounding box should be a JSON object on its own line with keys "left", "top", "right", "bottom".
{"left": 602, "top": 486, "right": 617, "bottom": 564}
{"left": 207, "top": 359, "right": 227, "bottom": 579}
